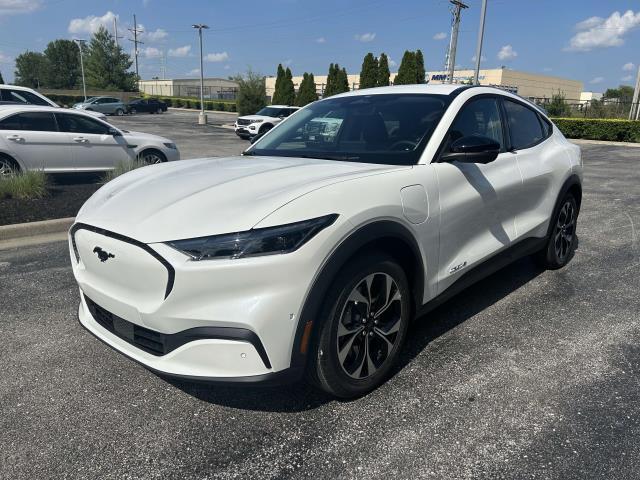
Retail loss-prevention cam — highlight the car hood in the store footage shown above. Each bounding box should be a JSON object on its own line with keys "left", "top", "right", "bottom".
{"left": 238, "top": 115, "right": 278, "bottom": 122}
{"left": 76, "top": 155, "right": 407, "bottom": 243}
{"left": 122, "top": 130, "right": 172, "bottom": 144}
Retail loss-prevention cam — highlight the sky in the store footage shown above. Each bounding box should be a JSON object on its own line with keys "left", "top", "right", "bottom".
{"left": 0, "top": 0, "right": 639, "bottom": 95}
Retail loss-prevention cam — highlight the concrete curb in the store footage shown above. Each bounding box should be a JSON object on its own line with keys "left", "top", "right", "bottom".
{"left": 0, "top": 217, "right": 75, "bottom": 242}
{"left": 167, "top": 107, "right": 237, "bottom": 116}
{"left": 570, "top": 139, "right": 640, "bottom": 148}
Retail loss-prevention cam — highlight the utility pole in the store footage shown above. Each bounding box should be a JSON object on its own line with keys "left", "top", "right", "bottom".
{"left": 113, "top": 17, "right": 124, "bottom": 48}
{"left": 160, "top": 51, "right": 167, "bottom": 80}
{"left": 73, "top": 39, "right": 87, "bottom": 101}
{"left": 128, "top": 14, "right": 144, "bottom": 85}
{"left": 445, "top": 0, "right": 468, "bottom": 84}
{"left": 629, "top": 65, "right": 640, "bottom": 120}
{"left": 473, "top": 0, "right": 487, "bottom": 85}
{"left": 192, "top": 23, "right": 209, "bottom": 125}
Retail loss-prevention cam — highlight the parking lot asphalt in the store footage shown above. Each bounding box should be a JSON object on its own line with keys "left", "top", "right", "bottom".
{"left": 109, "top": 109, "right": 246, "bottom": 160}
{"left": 1, "top": 143, "right": 639, "bottom": 479}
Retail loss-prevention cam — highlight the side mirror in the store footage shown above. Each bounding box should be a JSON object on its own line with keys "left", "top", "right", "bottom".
{"left": 108, "top": 127, "right": 122, "bottom": 137}
{"left": 441, "top": 135, "right": 500, "bottom": 164}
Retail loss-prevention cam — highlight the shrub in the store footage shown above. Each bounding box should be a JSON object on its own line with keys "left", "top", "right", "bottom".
{"left": 193, "top": 101, "right": 201, "bottom": 110}
{"left": 552, "top": 118, "right": 640, "bottom": 143}
{"left": 102, "top": 160, "right": 148, "bottom": 183}
{"left": 174, "top": 98, "right": 183, "bottom": 108}
{"left": 205, "top": 101, "right": 214, "bottom": 110}
{"left": 225, "top": 103, "right": 237, "bottom": 112}
{"left": 216, "top": 102, "right": 226, "bottom": 111}
{"left": 161, "top": 97, "right": 172, "bottom": 107}
{"left": 0, "top": 170, "right": 47, "bottom": 199}
{"left": 185, "top": 100, "right": 192, "bottom": 109}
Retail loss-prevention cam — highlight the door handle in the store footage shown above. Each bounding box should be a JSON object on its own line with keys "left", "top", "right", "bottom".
{"left": 73, "top": 137, "right": 89, "bottom": 143}
{"left": 7, "top": 135, "right": 24, "bottom": 142}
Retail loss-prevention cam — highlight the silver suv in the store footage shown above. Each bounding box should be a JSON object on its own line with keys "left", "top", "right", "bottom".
{"left": 73, "top": 96, "right": 126, "bottom": 116}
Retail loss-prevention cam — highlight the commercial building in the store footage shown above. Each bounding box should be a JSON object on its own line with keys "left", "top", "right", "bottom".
{"left": 138, "top": 77, "right": 238, "bottom": 99}
{"left": 265, "top": 68, "right": 584, "bottom": 103}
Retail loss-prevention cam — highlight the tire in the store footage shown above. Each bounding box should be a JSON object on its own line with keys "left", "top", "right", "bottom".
{"left": 534, "top": 193, "right": 578, "bottom": 269}
{"left": 307, "top": 252, "right": 411, "bottom": 398}
{"left": 259, "top": 124, "right": 273, "bottom": 135}
{"left": 130, "top": 108, "right": 137, "bottom": 115}
{"left": 156, "top": 108, "right": 163, "bottom": 114}
{"left": 0, "top": 154, "right": 20, "bottom": 178}
{"left": 115, "top": 108, "right": 124, "bottom": 116}
{"left": 139, "top": 149, "right": 167, "bottom": 165}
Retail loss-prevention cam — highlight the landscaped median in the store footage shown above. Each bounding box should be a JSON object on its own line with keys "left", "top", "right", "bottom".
{"left": 552, "top": 118, "right": 640, "bottom": 143}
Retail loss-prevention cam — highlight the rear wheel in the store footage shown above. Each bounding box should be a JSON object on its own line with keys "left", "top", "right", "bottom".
{"left": 308, "top": 252, "right": 411, "bottom": 398}
{"left": 0, "top": 155, "right": 19, "bottom": 178}
{"left": 130, "top": 108, "right": 137, "bottom": 115}
{"left": 115, "top": 108, "right": 124, "bottom": 116}
{"left": 139, "top": 149, "right": 167, "bottom": 165}
{"left": 156, "top": 107, "right": 163, "bottom": 114}
{"left": 535, "top": 194, "right": 578, "bottom": 269}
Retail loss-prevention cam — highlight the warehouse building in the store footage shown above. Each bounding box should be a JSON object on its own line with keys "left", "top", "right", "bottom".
{"left": 138, "top": 77, "right": 238, "bottom": 99}
{"left": 265, "top": 68, "right": 584, "bottom": 103}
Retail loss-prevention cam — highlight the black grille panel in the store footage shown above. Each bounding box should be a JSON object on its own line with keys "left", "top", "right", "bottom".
{"left": 237, "top": 118, "right": 251, "bottom": 126}
{"left": 84, "top": 295, "right": 166, "bottom": 356}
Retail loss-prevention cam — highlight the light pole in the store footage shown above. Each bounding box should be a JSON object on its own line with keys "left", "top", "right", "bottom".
{"left": 74, "top": 39, "right": 87, "bottom": 101}
{"left": 192, "top": 23, "right": 209, "bottom": 125}
{"left": 473, "top": 0, "right": 488, "bottom": 85}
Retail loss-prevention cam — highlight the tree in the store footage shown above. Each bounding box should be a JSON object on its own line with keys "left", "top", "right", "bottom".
{"left": 323, "top": 63, "right": 337, "bottom": 97}
{"left": 234, "top": 68, "right": 266, "bottom": 115}
{"left": 546, "top": 92, "right": 572, "bottom": 117}
{"left": 394, "top": 50, "right": 417, "bottom": 85}
{"left": 0, "top": 70, "right": 4, "bottom": 84}
{"left": 415, "top": 49, "right": 426, "bottom": 84}
{"left": 43, "top": 39, "right": 80, "bottom": 89}
{"left": 359, "top": 52, "right": 378, "bottom": 89}
{"left": 271, "top": 63, "right": 286, "bottom": 104}
{"left": 282, "top": 67, "right": 295, "bottom": 105}
{"left": 84, "top": 26, "right": 136, "bottom": 91}
{"left": 14, "top": 51, "right": 47, "bottom": 88}
{"left": 338, "top": 67, "right": 349, "bottom": 94}
{"left": 377, "top": 53, "right": 390, "bottom": 87}
{"left": 295, "top": 72, "right": 318, "bottom": 106}
{"left": 604, "top": 85, "right": 635, "bottom": 102}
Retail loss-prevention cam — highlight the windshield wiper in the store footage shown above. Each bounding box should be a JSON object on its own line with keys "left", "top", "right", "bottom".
{"left": 296, "top": 154, "right": 361, "bottom": 161}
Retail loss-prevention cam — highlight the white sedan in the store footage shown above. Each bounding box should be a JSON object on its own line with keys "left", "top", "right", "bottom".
{"left": 70, "top": 85, "right": 582, "bottom": 398}
{"left": 0, "top": 106, "right": 179, "bottom": 176}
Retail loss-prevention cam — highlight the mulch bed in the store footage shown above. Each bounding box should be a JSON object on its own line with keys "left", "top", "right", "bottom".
{"left": 0, "top": 174, "right": 103, "bottom": 226}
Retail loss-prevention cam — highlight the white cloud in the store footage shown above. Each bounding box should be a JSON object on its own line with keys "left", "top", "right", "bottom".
{"left": 168, "top": 45, "right": 191, "bottom": 57}
{"left": 433, "top": 32, "right": 447, "bottom": 40}
{"left": 621, "top": 75, "right": 633, "bottom": 82}
{"left": 186, "top": 68, "right": 200, "bottom": 76}
{"left": 142, "top": 28, "right": 168, "bottom": 43}
{"left": 204, "top": 51, "right": 229, "bottom": 62}
{"left": 142, "top": 0, "right": 151, "bottom": 6}
{"left": 315, "top": 37, "right": 326, "bottom": 44}
{"left": 0, "top": 0, "right": 41, "bottom": 15}
{"left": 142, "top": 46, "right": 162, "bottom": 58}
{"left": 497, "top": 45, "right": 517, "bottom": 61}
{"left": 589, "top": 76, "right": 605, "bottom": 84}
{"left": 224, "top": 65, "right": 231, "bottom": 70}
{"left": 471, "top": 54, "right": 486, "bottom": 62}
{"left": 0, "top": 51, "right": 11, "bottom": 63}
{"left": 566, "top": 10, "right": 640, "bottom": 51}
{"left": 623, "top": 62, "right": 635, "bottom": 71}
{"left": 68, "top": 11, "right": 118, "bottom": 35}
{"left": 354, "top": 32, "right": 376, "bottom": 43}
{"left": 283, "top": 59, "right": 292, "bottom": 66}
{"left": 388, "top": 57, "right": 397, "bottom": 67}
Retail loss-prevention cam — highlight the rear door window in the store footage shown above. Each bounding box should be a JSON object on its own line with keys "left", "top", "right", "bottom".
{"left": 503, "top": 99, "right": 545, "bottom": 150}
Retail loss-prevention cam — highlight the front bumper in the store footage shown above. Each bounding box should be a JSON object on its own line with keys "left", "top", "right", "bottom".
{"left": 69, "top": 222, "right": 333, "bottom": 383}
{"left": 234, "top": 124, "right": 259, "bottom": 137}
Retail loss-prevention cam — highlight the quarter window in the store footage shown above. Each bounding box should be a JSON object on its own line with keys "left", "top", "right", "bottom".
{"left": 503, "top": 99, "right": 545, "bottom": 150}
{"left": 447, "top": 97, "right": 504, "bottom": 150}
{"left": 0, "top": 112, "right": 57, "bottom": 131}
{"left": 56, "top": 113, "right": 110, "bottom": 135}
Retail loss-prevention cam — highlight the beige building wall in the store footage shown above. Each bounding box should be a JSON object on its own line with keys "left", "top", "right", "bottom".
{"left": 266, "top": 68, "right": 583, "bottom": 102}
{"left": 139, "top": 78, "right": 239, "bottom": 98}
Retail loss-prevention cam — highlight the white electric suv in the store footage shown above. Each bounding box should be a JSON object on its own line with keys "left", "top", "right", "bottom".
{"left": 70, "top": 85, "right": 582, "bottom": 398}
{"left": 235, "top": 105, "right": 300, "bottom": 139}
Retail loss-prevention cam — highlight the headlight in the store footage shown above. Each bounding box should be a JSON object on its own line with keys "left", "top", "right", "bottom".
{"left": 163, "top": 142, "right": 177, "bottom": 149}
{"left": 166, "top": 214, "right": 338, "bottom": 260}
{"left": 250, "top": 119, "right": 263, "bottom": 124}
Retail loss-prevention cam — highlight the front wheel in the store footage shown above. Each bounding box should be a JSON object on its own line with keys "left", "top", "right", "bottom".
{"left": 115, "top": 108, "right": 124, "bottom": 116}
{"left": 139, "top": 149, "right": 167, "bottom": 165}
{"left": 535, "top": 193, "right": 578, "bottom": 269}
{"left": 308, "top": 252, "right": 411, "bottom": 398}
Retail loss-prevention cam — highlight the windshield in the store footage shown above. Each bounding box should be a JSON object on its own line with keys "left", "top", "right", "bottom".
{"left": 256, "top": 107, "right": 289, "bottom": 117}
{"left": 248, "top": 94, "right": 448, "bottom": 165}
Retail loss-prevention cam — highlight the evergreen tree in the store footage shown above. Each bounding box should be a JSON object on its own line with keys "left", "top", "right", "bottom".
{"left": 43, "top": 39, "right": 81, "bottom": 89}
{"left": 415, "top": 49, "right": 426, "bottom": 84}
{"left": 0, "top": 70, "right": 4, "bottom": 84}
{"left": 234, "top": 68, "right": 267, "bottom": 115}
{"left": 14, "top": 51, "right": 47, "bottom": 88}
{"left": 323, "top": 63, "right": 336, "bottom": 97}
{"left": 338, "top": 67, "right": 350, "bottom": 93}
{"left": 295, "top": 72, "right": 318, "bottom": 106}
{"left": 84, "top": 26, "right": 136, "bottom": 91}
{"left": 271, "top": 63, "right": 285, "bottom": 104}
{"left": 359, "top": 52, "right": 378, "bottom": 89}
{"left": 377, "top": 53, "right": 390, "bottom": 87}
{"left": 282, "top": 67, "right": 295, "bottom": 105}
{"left": 394, "top": 50, "right": 417, "bottom": 85}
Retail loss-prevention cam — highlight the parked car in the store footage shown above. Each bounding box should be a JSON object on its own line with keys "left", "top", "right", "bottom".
{"left": 73, "top": 96, "right": 127, "bottom": 116}
{"left": 234, "top": 105, "right": 299, "bottom": 139}
{"left": 0, "top": 105, "right": 179, "bottom": 176}
{"left": 70, "top": 85, "right": 582, "bottom": 398}
{"left": 0, "top": 84, "right": 107, "bottom": 121}
{"left": 127, "top": 98, "right": 168, "bottom": 115}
